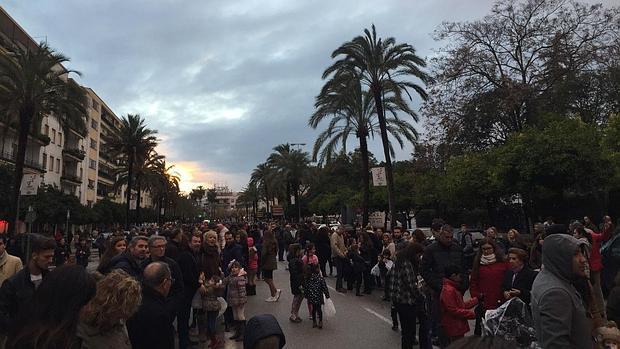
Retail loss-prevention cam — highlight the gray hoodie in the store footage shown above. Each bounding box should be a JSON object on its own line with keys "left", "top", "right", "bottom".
{"left": 531, "top": 234, "right": 592, "bottom": 349}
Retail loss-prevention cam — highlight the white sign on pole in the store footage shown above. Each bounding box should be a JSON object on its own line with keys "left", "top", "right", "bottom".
{"left": 20, "top": 174, "right": 41, "bottom": 195}
{"left": 371, "top": 167, "right": 387, "bottom": 186}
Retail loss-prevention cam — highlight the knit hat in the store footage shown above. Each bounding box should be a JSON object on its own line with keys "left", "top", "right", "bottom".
{"left": 598, "top": 321, "right": 620, "bottom": 344}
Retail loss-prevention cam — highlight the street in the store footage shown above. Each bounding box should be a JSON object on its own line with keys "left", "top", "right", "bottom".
{"left": 222, "top": 260, "right": 401, "bottom": 349}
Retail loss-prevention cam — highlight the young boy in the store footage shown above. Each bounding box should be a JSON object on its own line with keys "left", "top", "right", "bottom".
{"left": 440, "top": 265, "right": 478, "bottom": 343}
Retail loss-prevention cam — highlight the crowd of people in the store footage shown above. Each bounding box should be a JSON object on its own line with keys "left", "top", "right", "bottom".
{"left": 0, "top": 216, "right": 617, "bottom": 348}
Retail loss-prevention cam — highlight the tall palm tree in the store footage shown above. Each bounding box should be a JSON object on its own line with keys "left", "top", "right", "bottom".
{"left": 323, "top": 24, "right": 430, "bottom": 224}
{"left": 238, "top": 182, "right": 260, "bottom": 221}
{"left": 0, "top": 42, "right": 87, "bottom": 235}
{"left": 310, "top": 72, "right": 418, "bottom": 225}
{"left": 108, "top": 114, "right": 158, "bottom": 228}
{"left": 268, "top": 144, "right": 309, "bottom": 222}
{"left": 146, "top": 158, "right": 179, "bottom": 224}
{"left": 250, "top": 162, "right": 277, "bottom": 215}
{"left": 134, "top": 149, "right": 164, "bottom": 224}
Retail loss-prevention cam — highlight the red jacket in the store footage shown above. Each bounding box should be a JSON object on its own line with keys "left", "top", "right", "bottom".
{"left": 588, "top": 228, "right": 612, "bottom": 272}
{"left": 440, "top": 278, "right": 478, "bottom": 337}
{"left": 470, "top": 261, "right": 509, "bottom": 310}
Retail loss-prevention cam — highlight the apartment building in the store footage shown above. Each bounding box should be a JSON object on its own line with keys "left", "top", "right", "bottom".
{"left": 0, "top": 5, "right": 156, "bottom": 211}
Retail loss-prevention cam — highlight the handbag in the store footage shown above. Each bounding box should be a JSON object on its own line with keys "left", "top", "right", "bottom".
{"left": 323, "top": 295, "right": 336, "bottom": 318}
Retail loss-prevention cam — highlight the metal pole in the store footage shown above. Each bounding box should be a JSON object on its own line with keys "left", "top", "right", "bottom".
{"left": 65, "top": 209, "right": 70, "bottom": 241}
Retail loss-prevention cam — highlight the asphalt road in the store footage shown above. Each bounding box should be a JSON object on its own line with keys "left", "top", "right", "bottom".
{"left": 223, "top": 260, "right": 402, "bottom": 349}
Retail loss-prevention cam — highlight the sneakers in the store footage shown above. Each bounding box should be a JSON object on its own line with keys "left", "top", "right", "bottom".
{"left": 275, "top": 289, "right": 282, "bottom": 301}
{"left": 265, "top": 296, "right": 276, "bottom": 302}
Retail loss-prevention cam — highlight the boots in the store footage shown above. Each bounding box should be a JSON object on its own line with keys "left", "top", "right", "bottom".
{"left": 229, "top": 321, "right": 241, "bottom": 340}
{"left": 235, "top": 320, "right": 246, "bottom": 342}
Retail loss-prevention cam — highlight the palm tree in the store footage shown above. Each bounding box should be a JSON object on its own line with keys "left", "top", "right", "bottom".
{"left": 0, "top": 42, "right": 88, "bottom": 235}
{"left": 250, "top": 162, "right": 277, "bottom": 215}
{"left": 310, "top": 71, "right": 419, "bottom": 225}
{"left": 133, "top": 149, "right": 164, "bottom": 224}
{"left": 268, "top": 144, "right": 309, "bottom": 222}
{"left": 146, "top": 158, "right": 179, "bottom": 224}
{"left": 238, "top": 182, "right": 260, "bottom": 221}
{"left": 323, "top": 24, "right": 430, "bottom": 224}
{"left": 206, "top": 188, "right": 217, "bottom": 219}
{"left": 108, "top": 114, "right": 158, "bottom": 228}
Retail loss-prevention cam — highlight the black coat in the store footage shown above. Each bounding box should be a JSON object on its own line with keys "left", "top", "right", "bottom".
{"left": 165, "top": 240, "right": 181, "bottom": 261}
{"left": 315, "top": 234, "right": 331, "bottom": 264}
{"left": 0, "top": 268, "right": 45, "bottom": 334}
{"left": 420, "top": 240, "right": 465, "bottom": 293}
{"left": 127, "top": 286, "right": 175, "bottom": 349}
{"left": 176, "top": 249, "right": 200, "bottom": 298}
{"left": 288, "top": 257, "right": 304, "bottom": 295}
{"left": 222, "top": 243, "right": 244, "bottom": 275}
{"left": 142, "top": 256, "right": 185, "bottom": 313}
{"left": 502, "top": 267, "right": 538, "bottom": 305}
{"left": 108, "top": 251, "right": 144, "bottom": 278}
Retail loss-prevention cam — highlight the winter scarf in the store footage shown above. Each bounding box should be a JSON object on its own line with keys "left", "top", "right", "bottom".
{"left": 480, "top": 254, "right": 496, "bottom": 265}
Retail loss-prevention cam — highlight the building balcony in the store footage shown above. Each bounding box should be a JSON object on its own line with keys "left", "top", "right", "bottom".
{"left": 62, "top": 148, "right": 85, "bottom": 161}
{"left": 61, "top": 171, "right": 82, "bottom": 185}
{"left": 0, "top": 149, "right": 45, "bottom": 172}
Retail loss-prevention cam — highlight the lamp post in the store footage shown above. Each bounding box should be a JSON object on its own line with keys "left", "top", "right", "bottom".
{"left": 289, "top": 143, "right": 306, "bottom": 223}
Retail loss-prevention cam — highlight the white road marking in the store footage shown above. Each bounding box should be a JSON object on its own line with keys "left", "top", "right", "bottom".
{"left": 363, "top": 307, "right": 393, "bottom": 325}
{"left": 327, "top": 285, "right": 345, "bottom": 295}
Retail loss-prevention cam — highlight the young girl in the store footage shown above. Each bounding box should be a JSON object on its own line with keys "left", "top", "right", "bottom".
{"left": 302, "top": 243, "right": 319, "bottom": 266}
{"left": 223, "top": 260, "right": 248, "bottom": 342}
{"left": 303, "top": 263, "right": 330, "bottom": 329}
{"left": 441, "top": 264, "right": 479, "bottom": 343}
{"left": 247, "top": 237, "right": 258, "bottom": 296}
{"left": 198, "top": 272, "right": 224, "bottom": 347}
{"left": 288, "top": 244, "right": 304, "bottom": 323}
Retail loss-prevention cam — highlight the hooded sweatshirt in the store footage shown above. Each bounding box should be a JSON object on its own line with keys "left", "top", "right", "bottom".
{"left": 531, "top": 234, "right": 592, "bottom": 349}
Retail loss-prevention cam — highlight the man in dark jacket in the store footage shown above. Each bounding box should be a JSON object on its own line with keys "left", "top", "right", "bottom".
{"left": 531, "top": 234, "right": 592, "bottom": 348}
{"left": 107, "top": 236, "right": 148, "bottom": 278}
{"left": 222, "top": 232, "right": 244, "bottom": 276}
{"left": 175, "top": 233, "right": 201, "bottom": 349}
{"left": 142, "top": 236, "right": 185, "bottom": 315}
{"left": 0, "top": 234, "right": 55, "bottom": 335}
{"left": 420, "top": 224, "right": 465, "bottom": 346}
{"left": 127, "top": 262, "right": 175, "bottom": 349}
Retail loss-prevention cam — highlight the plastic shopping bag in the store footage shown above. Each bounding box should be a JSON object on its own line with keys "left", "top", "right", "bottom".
{"left": 370, "top": 263, "right": 380, "bottom": 277}
{"left": 324, "top": 295, "right": 336, "bottom": 319}
{"left": 217, "top": 297, "right": 227, "bottom": 318}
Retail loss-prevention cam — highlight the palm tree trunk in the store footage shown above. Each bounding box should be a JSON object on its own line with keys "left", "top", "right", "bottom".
{"left": 359, "top": 134, "right": 370, "bottom": 227}
{"left": 372, "top": 88, "right": 395, "bottom": 227}
{"left": 10, "top": 108, "right": 33, "bottom": 236}
{"left": 125, "top": 156, "right": 134, "bottom": 229}
{"left": 136, "top": 179, "right": 142, "bottom": 225}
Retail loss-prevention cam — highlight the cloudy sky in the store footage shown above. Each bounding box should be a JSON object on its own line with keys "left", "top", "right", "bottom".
{"left": 3, "top": 0, "right": 613, "bottom": 192}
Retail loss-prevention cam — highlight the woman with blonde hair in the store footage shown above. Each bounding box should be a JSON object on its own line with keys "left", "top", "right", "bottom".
{"left": 77, "top": 270, "right": 142, "bottom": 349}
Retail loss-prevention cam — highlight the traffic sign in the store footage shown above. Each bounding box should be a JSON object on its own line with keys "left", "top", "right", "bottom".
{"left": 272, "top": 206, "right": 284, "bottom": 216}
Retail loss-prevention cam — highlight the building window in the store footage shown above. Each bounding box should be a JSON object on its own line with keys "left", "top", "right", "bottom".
{"left": 49, "top": 156, "right": 54, "bottom": 171}
{"left": 51, "top": 129, "right": 56, "bottom": 144}
{"left": 87, "top": 200, "right": 93, "bottom": 208}
{"left": 88, "top": 179, "right": 95, "bottom": 189}
{"left": 56, "top": 159, "right": 60, "bottom": 173}
{"left": 89, "top": 158, "right": 96, "bottom": 169}
{"left": 92, "top": 101, "right": 99, "bottom": 111}
{"left": 91, "top": 119, "right": 98, "bottom": 130}
{"left": 42, "top": 153, "right": 47, "bottom": 169}
{"left": 44, "top": 124, "right": 49, "bottom": 136}
{"left": 90, "top": 138, "right": 97, "bottom": 150}
{"left": 58, "top": 132, "right": 62, "bottom": 146}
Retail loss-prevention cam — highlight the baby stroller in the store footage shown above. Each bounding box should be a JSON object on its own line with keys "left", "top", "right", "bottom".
{"left": 483, "top": 298, "right": 540, "bottom": 348}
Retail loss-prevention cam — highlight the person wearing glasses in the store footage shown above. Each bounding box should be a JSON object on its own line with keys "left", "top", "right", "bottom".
{"left": 141, "top": 236, "right": 185, "bottom": 345}
{"left": 127, "top": 262, "right": 176, "bottom": 349}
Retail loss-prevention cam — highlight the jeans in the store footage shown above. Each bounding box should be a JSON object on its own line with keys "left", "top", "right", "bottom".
{"left": 278, "top": 243, "right": 285, "bottom": 261}
{"left": 335, "top": 257, "right": 346, "bottom": 289}
{"left": 206, "top": 311, "right": 218, "bottom": 334}
{"left": 396, "top": 303, "right": 430, "bottom": 349}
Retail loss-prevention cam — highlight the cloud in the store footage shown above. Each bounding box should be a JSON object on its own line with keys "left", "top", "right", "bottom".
{"left": 3, "top": 0, "right": 614, "bottom": 190}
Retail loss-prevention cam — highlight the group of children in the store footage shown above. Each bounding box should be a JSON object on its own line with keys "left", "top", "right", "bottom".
{"left": 288, "top": 243, "right": 331, "bottom": 329}
{"left": 196, "top": 259, "right": 249, "bottom": 348}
